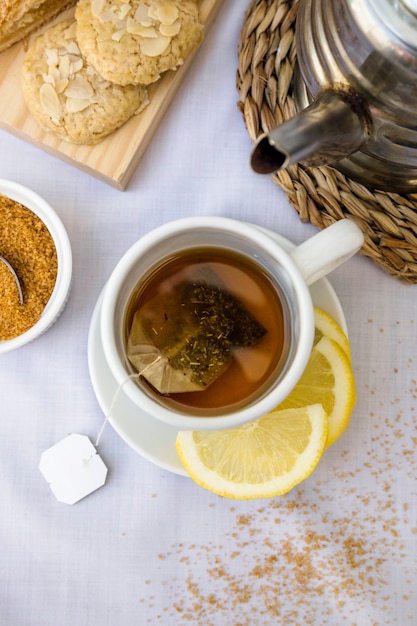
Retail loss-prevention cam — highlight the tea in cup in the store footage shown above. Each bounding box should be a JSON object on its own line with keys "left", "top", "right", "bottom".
{"left": 100, "top": 217, "right": 363, "bottom": 431}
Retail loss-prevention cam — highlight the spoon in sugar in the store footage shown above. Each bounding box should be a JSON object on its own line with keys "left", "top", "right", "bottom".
{"left": 0, "top": 255, "right": 24, "bottom": 305}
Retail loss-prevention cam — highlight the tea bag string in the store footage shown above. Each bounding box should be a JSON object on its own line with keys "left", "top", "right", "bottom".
{"left": 41, "top": 374, "right": 142, "bottom": 500}
{"left": 94, "top": 373, "right": 139, "bottom": 448}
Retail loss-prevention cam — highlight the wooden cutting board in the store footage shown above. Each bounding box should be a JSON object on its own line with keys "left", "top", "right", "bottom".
{"left": 0, "top": 0, "right": 223, "bottom": 190}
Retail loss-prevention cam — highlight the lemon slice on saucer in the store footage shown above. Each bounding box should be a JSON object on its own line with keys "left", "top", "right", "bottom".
{"left": 314, "top": 307, "right": 351, "bottom": 362}
{"left": 279, "top": 335, "right": 356, "bottom": 447}
{"left": 176, "top": 404, "right": 328, "bottom": 500}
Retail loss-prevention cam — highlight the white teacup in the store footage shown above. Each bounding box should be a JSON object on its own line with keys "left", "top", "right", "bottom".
{"left": 100, "top": 217, "right": 363, "bottom": 431}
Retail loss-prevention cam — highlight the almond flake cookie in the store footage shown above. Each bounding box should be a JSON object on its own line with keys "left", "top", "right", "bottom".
{"left": 21, "top": 19, "right": 149, "bottom": 144}
{"left": 75, "top": 0, "right": 204, "bottom": 86}
{"left": 0, "top": 0, "right": 77, "bottom": 53}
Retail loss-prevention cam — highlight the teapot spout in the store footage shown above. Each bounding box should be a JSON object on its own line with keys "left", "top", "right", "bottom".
{"left": 251, "top": 90, "right": 370, "bottom": 175}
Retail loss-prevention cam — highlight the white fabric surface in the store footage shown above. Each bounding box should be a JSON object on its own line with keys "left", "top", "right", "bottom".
{"left": 1, "top": 1, "right": 416, "bottom": 624}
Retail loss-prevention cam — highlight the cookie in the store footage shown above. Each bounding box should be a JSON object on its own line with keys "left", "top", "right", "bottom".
{"left": 21, "top": 19, "right": 149, "bottom": 144}
{"left": 0, "top": 0, "right": 77, "bottom": 53}
{"left": 75, "top": 0, "right": 204, "bottom": 86}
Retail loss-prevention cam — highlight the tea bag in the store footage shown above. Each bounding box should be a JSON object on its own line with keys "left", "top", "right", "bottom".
{"left": 127, "top": 267, "right": 266, "bottom": 394}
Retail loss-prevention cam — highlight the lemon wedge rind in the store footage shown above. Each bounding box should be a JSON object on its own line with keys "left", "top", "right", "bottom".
{"left": 279, "top": 335, "right": 356, "bottom": 447}
{"left": 314, "top": 307, "right": 351, "bottom": 362}
{"left": 176, "top": 404, "right": 328, "bottom": 500}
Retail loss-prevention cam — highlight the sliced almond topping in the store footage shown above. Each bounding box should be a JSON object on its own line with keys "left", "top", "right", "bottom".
{"left": 59, "top": 54, "right": 71, "bottom": 79}
{"left": 64, "top": 22, "right": 78, "bottom": 39}
{"left": 148, "top": 0, "right": 178, "bottom": 26}
{"left": 118, "top": 4, "right": 131, "bottom": 19}
{"left": 126, "top": 18, "right": 157, "bottom": 36}
{"left": 48, "top": 66, "right": 61, "bottom": 83}
{"left": 42, "top": 73, "right": 55, "bottom": 85}
{"left": 140, "top": 34, "right": 171, "bottom": 56}
{"left": 68, "top": 56, "right": 84, "bottom": 74}
{"left": 65, "top": 97, "right": 91, "bottom": 113}
{"left": 65, "top": 41, "right": 81, "bottom": 55}
{"left": 134, "top": 4, "right": 154, "bottom": 25}
{"left": 40, "top": 83, "right": 61, "bottom": 122}
{"left": 91, "top": 0, "right": 106, "bottom": 18}
{"left": 159, "top": 18, "right": 180, "bottom": 37}
{"left": 100, "top": 9, "right": 118, "bottom": 22}
{"left": 65, "top": 77, "right": 94, "bottom": 100}
{"left": 45, "top": 47, "right": 59, "bottom": 66}
{"left": 55, "top": 78, "right": 70, "bottom": 94}
{"left": 111, "top": 28, "right": 126, "bottom": 41}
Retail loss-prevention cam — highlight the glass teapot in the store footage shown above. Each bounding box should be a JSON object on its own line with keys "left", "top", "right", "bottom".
{"left": 251, "top": 0, "right": 417, "bottom": 191}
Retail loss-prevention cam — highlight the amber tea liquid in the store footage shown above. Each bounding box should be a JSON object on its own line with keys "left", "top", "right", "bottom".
{"left": 125, "top": 248, "right": 289, "bottom": 416}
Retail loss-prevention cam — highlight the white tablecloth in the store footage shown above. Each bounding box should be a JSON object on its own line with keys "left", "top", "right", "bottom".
{"left": 1, "top": 2, "right": 416, "bottom": 624}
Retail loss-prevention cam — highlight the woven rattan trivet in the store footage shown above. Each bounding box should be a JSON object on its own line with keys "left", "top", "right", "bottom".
{"left": 236, "top": 0, "right": 417, "bottom": 282}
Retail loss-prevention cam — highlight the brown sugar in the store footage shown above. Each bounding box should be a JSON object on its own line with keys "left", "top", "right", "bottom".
{"left": 0, "top": 193, "right": 57, "bottom": 340}
{"left": 136, "top": 321, "right": 416, "bottom": 625}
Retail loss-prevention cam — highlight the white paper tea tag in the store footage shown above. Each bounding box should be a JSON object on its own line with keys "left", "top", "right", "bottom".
{"left": 39, "top": 433, "right": 108, "bottom": 505}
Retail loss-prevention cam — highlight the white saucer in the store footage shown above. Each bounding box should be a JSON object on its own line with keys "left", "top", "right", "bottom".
{"left": 87, "top": 232, "right": 348, "bottom": 477}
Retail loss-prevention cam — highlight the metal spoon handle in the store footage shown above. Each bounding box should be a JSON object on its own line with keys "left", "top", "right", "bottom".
{"left": 0, "top": 255, "right": 24, "bottom": 305}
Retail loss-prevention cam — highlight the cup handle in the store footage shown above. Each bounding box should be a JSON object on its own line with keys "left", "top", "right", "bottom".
{"left": 290, "top": 219, "right": 364, "bottom": 286}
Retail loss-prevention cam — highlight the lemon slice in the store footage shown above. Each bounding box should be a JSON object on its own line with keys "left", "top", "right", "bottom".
{"left": 176, "top": 404, "right": 328, "bottom": 499}
{"left": 314, "top": 307, "right": 351, "bottom": 362}
{"left": 279, "top": 336, "right": 356, "bottom": 447}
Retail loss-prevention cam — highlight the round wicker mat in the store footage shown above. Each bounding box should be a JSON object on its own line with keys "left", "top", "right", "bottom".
{"left": 236, "top": 0, "right": 417, "bottom": 282}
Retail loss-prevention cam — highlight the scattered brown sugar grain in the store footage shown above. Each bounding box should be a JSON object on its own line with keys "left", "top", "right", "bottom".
{"left": 140, "top": 364, "right": 417, "bottom": 625}
{"left": 0, "top": 193, "right": 57, "bottom": 340}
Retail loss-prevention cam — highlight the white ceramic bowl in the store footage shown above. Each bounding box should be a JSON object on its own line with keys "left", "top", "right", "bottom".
{"left": 0, "top": 179, "right": 72, "bottom": 352}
